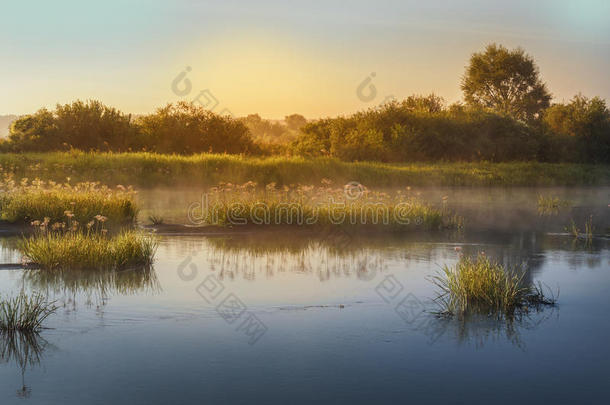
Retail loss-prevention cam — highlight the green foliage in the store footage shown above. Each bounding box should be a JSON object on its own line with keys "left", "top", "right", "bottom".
{"left": 290, "top": 98, "right": 539, "bottom": 162}
{"left": 1, "top": 152, "right": 608, "bottom": 188}
{"left": 0, "top": 177, "right": 137, "bottom": 226}
{"left": 6, "top": 101, "right": 137, "bottom": 152}
{"left": 431, "top": 254, "right": 556, "bottom": 317}
{"left": 137, "top": 102, "right": 256, "bottom": 154}
{"left": 196, "top": 181, "right": 458, "bottom": 229}
{"left": 2, "top": 100, "right": 257, "bottom": 155}
{"left": 18, "top": 229, "right": 157, "bottom": 271}
{"left": 543, "top": 95, "right": 610, "bottom": 163}
{"left": 461, "top": 44, "right": 551, "bottom": 123}
{"left": 0, "top": 291, "right": 56, "bottom": 332}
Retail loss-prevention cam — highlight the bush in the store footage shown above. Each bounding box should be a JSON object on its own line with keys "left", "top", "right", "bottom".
{"left": 543, "top": 95, "right": 610, "bottom": 163}
{"left": 290, "top": 97, "right": 539, "bottom": 162}
{"left": 138, "top": 102, "right": 257, "bottom": 154}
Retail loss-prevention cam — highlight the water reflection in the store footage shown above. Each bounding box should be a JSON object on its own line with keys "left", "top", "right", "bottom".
{"left": 22, "top": 265, "right": 160, "bottom": 308}
{"left": 0, "top": 331, "right": 49, "bottom": 398}
{"left": 416, "top": 308, "right": 558, "bottom": 350}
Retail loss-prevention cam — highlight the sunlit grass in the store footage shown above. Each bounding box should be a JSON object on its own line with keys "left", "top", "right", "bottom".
{"left": 18, "top": 230, "right": 157, "bottom": 271}
{"left": 431, "top": 254, "right": 556, "bottom": 317}
{"left": 1, "top": 151, "right": 609, "bottom": 187}
{"left": 0, "top": 291, "right": 56, "bottom": 332}
{"left": 193, "top": 181, "right": 461, "bottom": 229}
{"left": 0, "top": 175, "right": 137, "bottom": 227}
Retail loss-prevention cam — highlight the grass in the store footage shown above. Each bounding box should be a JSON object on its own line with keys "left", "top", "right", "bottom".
{"left": 18, "top": 229, "right": 157, "bottom": 271}
{"left": 192, "top": 181, "right": 461, "bottom": 229}
{"left": 431, "top": 254, "right": 556, "bottom": 318}
{"left": 566, "top": 215, "right": 594, "bottom": 240}
{"left": 1, "top": 151, "right": 609, "bottom": 187}
{"left": 0, "top": 175, "right": 137, "bottom": 227}
{"left": 537, "top": 195, "right": 571, "bottom": 215}
{"left": 0, "top": 291, "right": 56, "bottom": 332}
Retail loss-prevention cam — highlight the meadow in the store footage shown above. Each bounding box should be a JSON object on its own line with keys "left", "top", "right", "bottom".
{"left": 1, "top": 151, "right": 609, "bottom": 188}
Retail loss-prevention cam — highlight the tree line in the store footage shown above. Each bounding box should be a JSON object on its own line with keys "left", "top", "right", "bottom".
{"left": 2, "top": 44, "right": 609, "bottom": 162}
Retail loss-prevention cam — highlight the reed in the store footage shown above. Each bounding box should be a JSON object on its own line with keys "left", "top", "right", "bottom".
{"left": 431, "top": 254, "right": 556, "bottom": 317}
{"left": 0, "top": 175, "right": 137, "bottom": 227}
{"left": 0, "top": 291, "right": 56, "bottom": 332}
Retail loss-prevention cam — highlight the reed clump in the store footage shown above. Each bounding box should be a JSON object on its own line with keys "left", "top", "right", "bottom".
{"left": 0, "top": 291, "right": 56, "bottom": 332}
{"left": 194, "top": 181, "right": 460, "bottom": 230}
{"left": 431, "top": 254, "right": 556, "bottom": 318}
{"left": 18, "top": 213, "right": 157, "bottom": 271}
{"left": 0, "top": 175, "right": 137, "bottom": 227}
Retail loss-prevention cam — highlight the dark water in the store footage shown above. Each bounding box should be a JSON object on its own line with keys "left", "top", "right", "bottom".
{"left": 1, "top": 188, "right": 610, "bottom": 404}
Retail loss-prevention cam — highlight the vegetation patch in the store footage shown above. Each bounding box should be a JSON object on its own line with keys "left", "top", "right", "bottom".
{"left": 0, "top": 175, "right": 137, "bottom": 227}
{"left": 190, "top": 181, "right": 461, "bottom": 230}
{"left": 0, "top": 291, "right": 56, "bottom": 332}
{"left": 19, "top": 228, "right": 156, "bottom": 271}
{"left": 1, "top": 152, "right": 608, "bottom": 188}
{"left": 431, "top": 254, "right": 556, "bottom": 318}
{"left": 537, "top": 195, "right": 571, "bottom": 216}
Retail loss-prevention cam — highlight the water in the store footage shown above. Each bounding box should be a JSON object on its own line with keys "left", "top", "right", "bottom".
{"left": 1, "top": 188, "right": 609, "bottom": 404}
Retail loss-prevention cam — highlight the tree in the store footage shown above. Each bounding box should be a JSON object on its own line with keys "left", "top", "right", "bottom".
{"left": 284, "top": 114, "right": 307, "bottom": 131}
{"left": 543, "top": 94, "right": 610, "bottom": 163}
{"left": 137, "top": 102, "right": 256, "bottom": 154}
{"left": 461, "top": 44, "right": 551, "bottom": 122}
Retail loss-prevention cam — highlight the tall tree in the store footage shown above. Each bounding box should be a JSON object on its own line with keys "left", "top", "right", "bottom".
{"left": 461, "top": 44, "right": 551, "bottom": 122}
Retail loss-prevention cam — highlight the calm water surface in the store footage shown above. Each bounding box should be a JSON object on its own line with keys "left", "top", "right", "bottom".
{"left": 1, "top": 188, "right": 609, "bottom": 404}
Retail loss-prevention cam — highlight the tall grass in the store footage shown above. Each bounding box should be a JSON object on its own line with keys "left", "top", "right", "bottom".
{"left": 431, "top": 254, "right": 556, "bottom": 317}
{"left": 1, "top": 151, "right": 609, "bottom": 188}
{"left": 18, "top": 230, "right": 157, "bottom": 271}
{"left": 0, "top": 175, "right": 137, "bottom": 226}
{"left": 193, "top": 181, "right": 460, "bottom": 229}
{"left": 0, "top": 292, "right": 56, "bottom": 332}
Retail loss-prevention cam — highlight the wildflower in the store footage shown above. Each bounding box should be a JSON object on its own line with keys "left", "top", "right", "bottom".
{"left": 30, "top": 220, "right": 41, "bottom": 227}
{"left": 87, "top": 221, "right": 94, "bottom": 229}
{"left": 64, "top": 210, "right": 74, "bottom": 218}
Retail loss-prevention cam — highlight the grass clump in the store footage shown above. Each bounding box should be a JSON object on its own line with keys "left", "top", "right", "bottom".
{"left": 537, "top": 195, "right": 571, "bottom": 215}
{"left": 18, "top": 229, "right": 156, "bottom": 271}
{"left": 0, "top": 291, "right": 56, "bottom": 332}
{"left": 194, "top": 181, "right": 460, "bottom": 229}
{"left": 0, "top": 175, "right": 137, "bottom": 227}
{"left": 431, "top": 254, "right": 556, "bottom": 318}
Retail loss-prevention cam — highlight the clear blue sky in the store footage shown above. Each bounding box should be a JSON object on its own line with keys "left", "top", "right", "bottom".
{"left": 1, "top": 0, "right": 609, "bottom": 117}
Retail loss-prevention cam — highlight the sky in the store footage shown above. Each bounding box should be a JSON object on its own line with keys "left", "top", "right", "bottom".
{"left": 1, "top": 0, "right": 609, "bottom": 118}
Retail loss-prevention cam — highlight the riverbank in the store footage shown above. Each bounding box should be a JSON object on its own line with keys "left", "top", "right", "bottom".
{"left": 1, "top": 152, "right": 609, "bottom": 188}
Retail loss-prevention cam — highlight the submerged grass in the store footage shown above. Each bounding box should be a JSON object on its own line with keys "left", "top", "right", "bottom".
{"left": 431, "top": 254, "right": 556, "bottom": 318}
{"left": 1, "top": 151, "right": 609, "bottom": 187}
{"left": 18, "top": 230, "right": 157, "bottom": 271}
{"left": 0, "top": 291, "right": 56, "bottom": 332}
{"left": 0, "top": 175, "right": 137, "bottom": 227}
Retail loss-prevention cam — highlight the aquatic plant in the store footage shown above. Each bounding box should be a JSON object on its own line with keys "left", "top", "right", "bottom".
{"left": 537, "top": 195, "right": 571, "bottom": 216}
{"left": 565, "top": 215, "right": 594, "bottom": 240}
{"left": 148, "top": 214, "right": 165, "bottom": 225}
{"left": 431, "top": 254, "right": 556, "bottom": 318}
{"left": 18, "top": 229, "right": 157, "bottom": 271}
{"left": 0, "top": 292, "right": 56, "bottom": 332}
{"left": 0, "top": 175, "right": 137, "bottom": 227}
